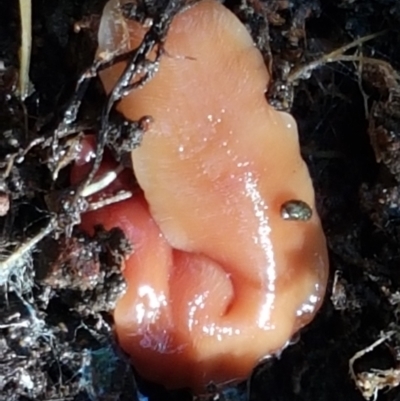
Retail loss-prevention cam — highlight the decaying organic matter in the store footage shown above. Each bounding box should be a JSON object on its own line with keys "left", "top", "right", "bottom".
{"left": 2, "top": 0, "right": 400, "bottom": 401}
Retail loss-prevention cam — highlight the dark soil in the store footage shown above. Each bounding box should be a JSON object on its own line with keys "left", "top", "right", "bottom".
{"left": 2, "top": 0, "right": 400, "bottom": 401}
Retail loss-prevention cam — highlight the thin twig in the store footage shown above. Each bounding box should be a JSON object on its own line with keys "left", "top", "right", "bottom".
{"left": 81, "top": 164, "right": 124, "bottom": 197}
{"left": 288, "top": 31, "right": 386, "bottom": 83}
{"left": 18, "top": 0, "right": 32, "bottom": 99}
{"left": 87, "top": 190, "right": 132, "bottom": 211}
{"left": 0, "top": 217, "right": 56, "bottom": 278}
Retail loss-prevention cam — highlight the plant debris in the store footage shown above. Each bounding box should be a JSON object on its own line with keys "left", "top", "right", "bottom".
{"left": 349, "top": 331, "right": 400, "bottom": 401}
{"left": 17, "top": 0, "right": 32, "bottom": 100}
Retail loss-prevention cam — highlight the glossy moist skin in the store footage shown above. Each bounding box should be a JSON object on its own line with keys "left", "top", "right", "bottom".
{"left": 90, "top": 0, "right": 330, "bottom": 392}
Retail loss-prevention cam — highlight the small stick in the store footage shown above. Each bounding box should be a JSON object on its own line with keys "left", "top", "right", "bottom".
{"left": 87, "top": 190, "right": 132, "bottom": 211}
{"left": 0, "top": 217, "right": 56, "bottom": 283}
{"left": 288, "top": 31, "right": 386, "bottom": 83}
{"left": 349, "top": 331, "right": 396, "bottom": 400}
{"left": 18, "top": 0, "right": 32, "bottom": 99}
{"left": 81, "top": 165, "right": 125, "bottom": 197}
